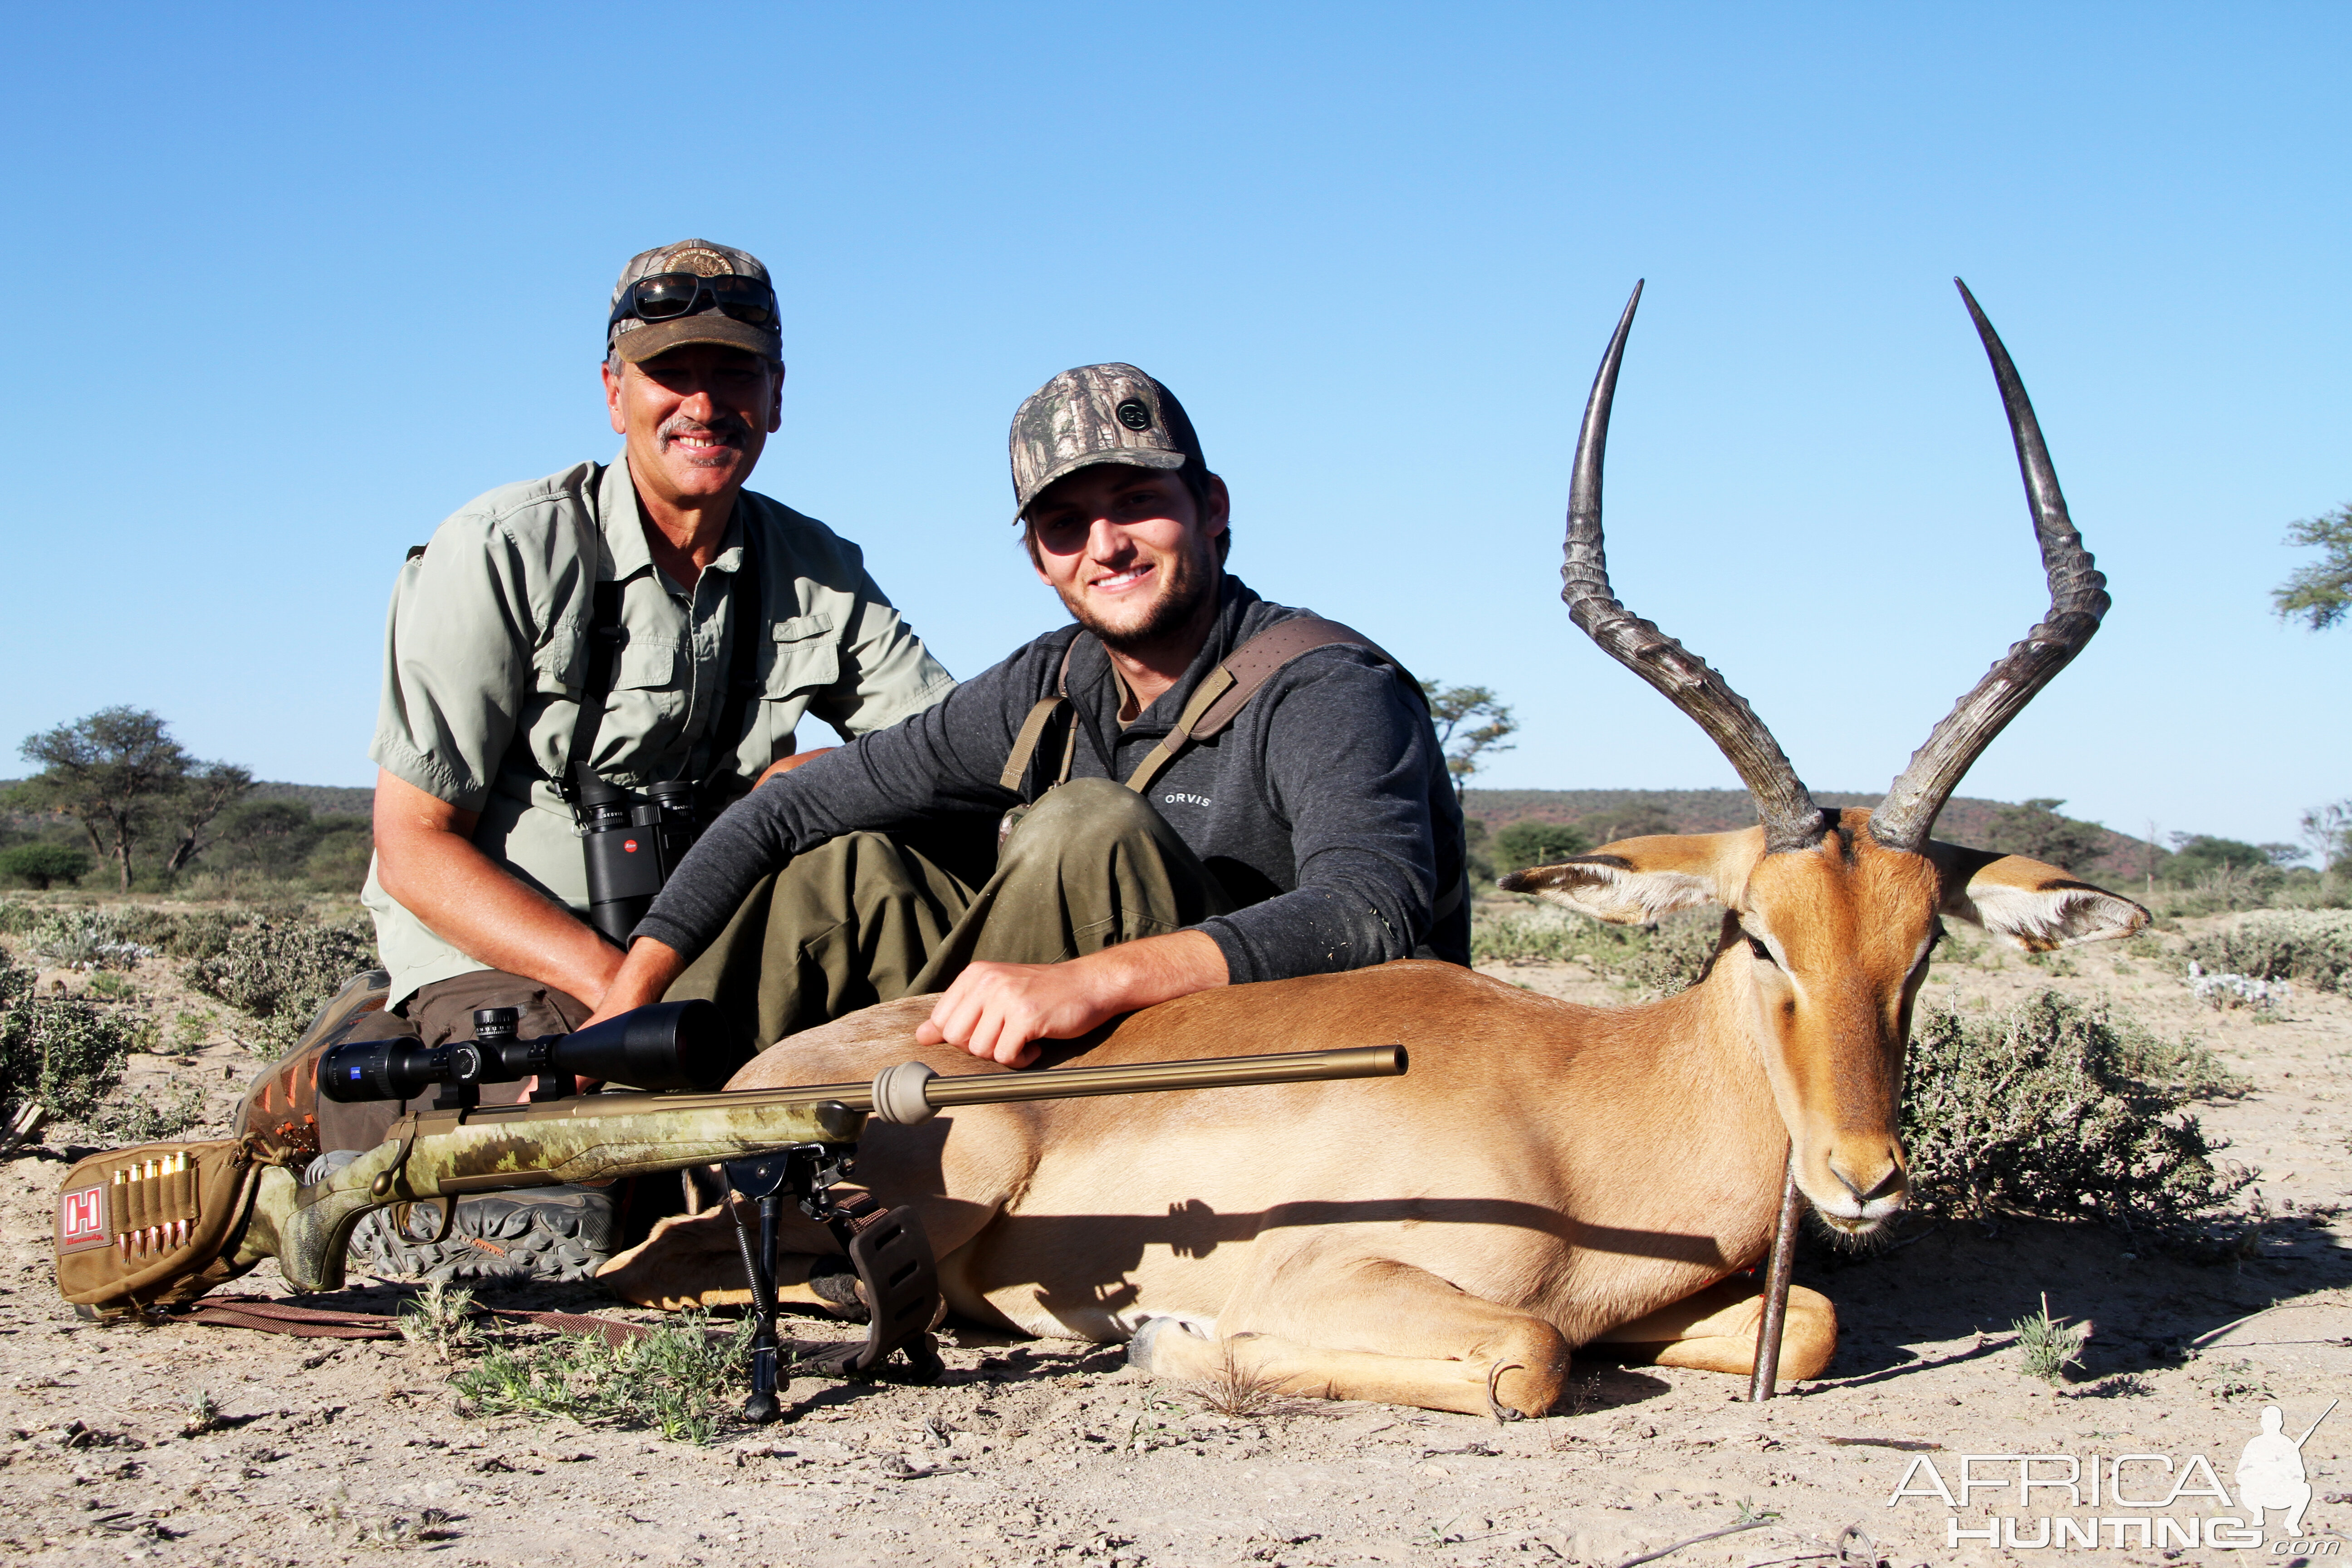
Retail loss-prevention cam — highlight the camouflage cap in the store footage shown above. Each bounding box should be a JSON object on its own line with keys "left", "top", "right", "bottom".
{"left": 1008, "top": 364, "right": 1206, "bottom": 519}
{"left": 607, "top": 238, "right": 783, "bottom": 365}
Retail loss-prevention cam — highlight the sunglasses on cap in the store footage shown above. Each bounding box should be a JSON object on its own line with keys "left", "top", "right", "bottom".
{"left": 608, "top": 271, "right": 777, "bottom": 332}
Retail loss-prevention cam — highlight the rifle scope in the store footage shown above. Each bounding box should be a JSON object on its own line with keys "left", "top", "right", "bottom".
{"left": 317, "top": 999, "right": 733, "bottom": 1104}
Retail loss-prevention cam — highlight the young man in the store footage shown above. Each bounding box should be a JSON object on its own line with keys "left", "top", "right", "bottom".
{"left": 593, "top": 363, "right": 1466, "bottom": 1067}
{"left": 250, "top": 240, "right": 954, "bottom": 1278}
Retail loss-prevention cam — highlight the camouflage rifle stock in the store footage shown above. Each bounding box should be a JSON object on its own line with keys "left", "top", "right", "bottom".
{"left": 250, "top": 1043, "right": 1406, "bottom": 1294}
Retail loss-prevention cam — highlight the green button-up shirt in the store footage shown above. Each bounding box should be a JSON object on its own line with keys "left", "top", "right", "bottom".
{"left": 363, "top": 456, "right": 955, "bottom": 1003}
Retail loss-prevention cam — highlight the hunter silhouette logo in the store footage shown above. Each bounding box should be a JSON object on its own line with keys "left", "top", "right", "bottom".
{"left": 2239, "top": 1401, "right": 2335, "bottom": 1539}
{"left": 1886, "top": 1400, "right": 2338, "bottom": 1551}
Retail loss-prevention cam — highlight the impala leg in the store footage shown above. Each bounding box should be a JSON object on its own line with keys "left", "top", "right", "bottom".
{"left": 1130, "top": 1260, "right": 1569, "bottom": 1418}
{"left": 1590, "top": 1277, "right": 1837, "bottom": 1380}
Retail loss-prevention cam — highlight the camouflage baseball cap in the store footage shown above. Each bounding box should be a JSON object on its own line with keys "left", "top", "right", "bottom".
{"left": 606, "top": 238, "right": 783, "bottom": 365}
{"left": 1009, "top": 363, "right": 1206, "bottom": 519}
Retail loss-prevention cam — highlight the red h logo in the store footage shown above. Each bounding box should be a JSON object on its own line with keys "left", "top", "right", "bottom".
{"left": 60, "top": 1187, "right": 105, "bottom": 1245}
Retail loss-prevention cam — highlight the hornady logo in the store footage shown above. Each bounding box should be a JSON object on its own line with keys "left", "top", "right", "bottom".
{"left": 60, "top": 1187, "right": 105, "bottom": 1244}
{"left": 1886, "top": 1401, "right": 2337, "bottom": 1550}
{"left": 1161, "top": 793, "right": 1212, "bottom": 808}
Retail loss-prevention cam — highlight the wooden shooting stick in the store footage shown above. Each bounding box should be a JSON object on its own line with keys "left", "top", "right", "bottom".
{"left": 1748, "top": 1157, "right": 1802, "bottom": 1401}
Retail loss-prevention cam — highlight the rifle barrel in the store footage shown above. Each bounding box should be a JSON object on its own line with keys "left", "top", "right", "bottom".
{"left": 917, "top": 1044, "right": 1404, "bottom": 1112}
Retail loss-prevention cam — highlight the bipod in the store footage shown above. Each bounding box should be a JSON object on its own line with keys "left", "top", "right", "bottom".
{"left": 723, "top": 1147, "right": 944, "bottom": 1425}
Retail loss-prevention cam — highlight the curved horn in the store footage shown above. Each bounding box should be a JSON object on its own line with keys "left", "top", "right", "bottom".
{"left": 1867, "top": 280, "right": 2111, "bottom": 854}
{"left": 1561, "top": 281, "right": 1826, "bottom": 854}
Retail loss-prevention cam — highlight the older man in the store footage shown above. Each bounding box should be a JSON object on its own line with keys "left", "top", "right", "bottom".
{"left": 592, "top": 363, "right": 1467, "bottom": 1070}
{"left": 252, "top": 240, "right": 954, "bottom": 1279}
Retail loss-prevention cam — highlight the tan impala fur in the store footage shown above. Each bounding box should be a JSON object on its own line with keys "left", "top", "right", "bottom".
{"left": 603, "top": 281, "right": 2144, "bottom": 1416}
{"left": 599, "top": 818, "right": 2141, "bottom": 1417}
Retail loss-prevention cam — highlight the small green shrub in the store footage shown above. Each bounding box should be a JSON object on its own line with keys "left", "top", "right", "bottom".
{"left": 1491, "top": 819, "right": 1593, "bottom": 875}
{"left": 26, "top": 910, "right": 155, "bottom": 971}
{"left": 1902, "top": 992, "right": 2250, "bottom": 1232}
{"left": 186, "top": 918, "right": 378, "bottom": 1049}
{"left": 2012, "top": 1293, "right": 2090, "bottom": 1383}
{"left": 2184, "top": 909, "right": 2352, "bottom": 994}
{"left": 1471, "top": 904, "right": 1720, "bottom": 995}
{"left": 0, "top": 843, "right": 92, "bottom": 889}
{"left": 90, "top": 1079, "right": 208, "bottom": 1142}
{"left": 451, "top": 1314, "right": 750, "bottom": 1444}
{"left": 0, "top": 948, "right": 140, "bottom": 1124}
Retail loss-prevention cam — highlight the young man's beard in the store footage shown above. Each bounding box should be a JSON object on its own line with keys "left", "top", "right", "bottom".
{"left": 1063, "top": 536, "right": 1219, "bottom": 654}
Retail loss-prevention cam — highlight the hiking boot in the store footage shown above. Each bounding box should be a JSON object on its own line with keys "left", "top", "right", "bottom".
{"left": 306, "top": 1153, "right": 616, "bottom": 1284}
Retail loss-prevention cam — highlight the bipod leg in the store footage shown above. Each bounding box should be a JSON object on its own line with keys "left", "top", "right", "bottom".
{"left": 724, "top": 1154, "right": 799, "bottom": 1425}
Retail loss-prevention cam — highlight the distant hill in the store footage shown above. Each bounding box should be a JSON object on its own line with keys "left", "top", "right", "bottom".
{"left": 1462, "top": 788, "right": 2158, "bottom": 873}
{"left": 246, "top": 781, "right": 374, "bottom": 819}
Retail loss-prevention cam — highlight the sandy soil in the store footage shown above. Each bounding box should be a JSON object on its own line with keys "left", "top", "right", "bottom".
{"left": 2, "top": 917, "right": 2346, "bottom": 1567}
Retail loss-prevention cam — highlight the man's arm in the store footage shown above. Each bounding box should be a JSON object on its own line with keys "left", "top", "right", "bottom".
{"left": 372, "top": 769, "right": 623, "bottom": 1007}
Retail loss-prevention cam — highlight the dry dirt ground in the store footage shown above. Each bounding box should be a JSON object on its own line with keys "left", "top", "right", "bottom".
{"left": 2, "top": 916, "right": 2347, "bottom": 1568}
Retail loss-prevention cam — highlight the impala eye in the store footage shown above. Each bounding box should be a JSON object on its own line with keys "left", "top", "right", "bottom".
{"left": 1747, "top": 935, "right": 1776, "bottom": 965}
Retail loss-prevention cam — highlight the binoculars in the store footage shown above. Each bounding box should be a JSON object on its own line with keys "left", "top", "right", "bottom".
{"left": 317, "top": 999, "right": 734, "bottom": 1107}
{"left": 576, "top": 776, "right": 701, "bottom": 947}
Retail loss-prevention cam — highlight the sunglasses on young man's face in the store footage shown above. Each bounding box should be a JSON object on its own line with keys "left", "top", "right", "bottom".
{"left": 608, "top": 271, "right": 777, "bottom": 329}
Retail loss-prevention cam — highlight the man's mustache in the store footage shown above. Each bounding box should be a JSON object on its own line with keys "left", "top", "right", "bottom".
{"left": 657, "top": 413, "right": 750, "bottom": 447}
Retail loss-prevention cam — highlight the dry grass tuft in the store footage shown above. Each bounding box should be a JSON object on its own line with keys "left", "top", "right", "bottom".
{"left": 1187, "top": 1340, "right": 1284, "bottom": 1420}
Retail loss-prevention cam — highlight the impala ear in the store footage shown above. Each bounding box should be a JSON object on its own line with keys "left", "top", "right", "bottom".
{"left": 1499, "top": 833, "right": 1746, "bottom": 926}
{"left": 1931, "top": 846, "right": 2149, "bottom": 952}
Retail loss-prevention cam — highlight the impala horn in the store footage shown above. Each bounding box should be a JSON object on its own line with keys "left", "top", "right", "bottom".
{"left": 1561, "top": 280, "right": 1827, "bottom": 854}
{"left": 1866, "top": 280, "right": 2110, "bottom": 854}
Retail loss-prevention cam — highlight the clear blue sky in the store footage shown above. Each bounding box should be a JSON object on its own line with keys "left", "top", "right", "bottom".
{"left": 2, "top": 4, "right": 2344, "bottom": 850}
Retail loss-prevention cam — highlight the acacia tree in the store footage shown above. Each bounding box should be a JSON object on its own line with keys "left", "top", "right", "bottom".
{"left": 1419, "top": 682, "right": 1517, "bottom": 801}
{"left": 14, "top": 708, "right": 250, "bottom": 890}
{"left": 2274, "top": 503, "right": 2352, "bottom": 630}
{"left": 1983, "top": 798, "right": 2109, "bottom": 875}
{"left": 2303, "top": 799, "right": 2352, "bottom": 874}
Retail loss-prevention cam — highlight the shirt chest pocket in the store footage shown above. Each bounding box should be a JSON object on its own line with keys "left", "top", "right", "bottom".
{"left": 614, "top": 634, "right": 683, "bottom": 691}
{"left": 764, "top": 612, "right": 838, "bottom": 701}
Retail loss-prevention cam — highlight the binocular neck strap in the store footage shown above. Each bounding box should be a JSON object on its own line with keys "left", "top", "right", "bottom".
{"left": 561, "top": 580, "right": 632, "bottom": 805}
{"left": 559, "top": 524, "right": 764, "bottom": 808}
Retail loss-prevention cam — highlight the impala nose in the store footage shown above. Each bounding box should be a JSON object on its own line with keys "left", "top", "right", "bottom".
{"left": 1828, "top": 1156, "right": 1906, "bottom": 1206}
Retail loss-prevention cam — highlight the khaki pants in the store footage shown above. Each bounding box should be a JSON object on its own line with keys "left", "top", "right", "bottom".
{"left": 671, "top": 778, "right": 1235, "bottom": 1051}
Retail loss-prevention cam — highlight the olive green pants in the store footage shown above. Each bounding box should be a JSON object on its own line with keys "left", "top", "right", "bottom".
{"left": 667, "top": 779, "right": 1237, "bottom": 1053}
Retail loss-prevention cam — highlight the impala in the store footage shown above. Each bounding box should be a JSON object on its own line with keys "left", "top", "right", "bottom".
{"left": 601, "top": 281, "right": 2147, "bottom": 1418}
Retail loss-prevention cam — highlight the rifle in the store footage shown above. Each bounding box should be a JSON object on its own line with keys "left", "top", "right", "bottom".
{"left": 54, "top": 999, "right": 1406, "bottom": 1423}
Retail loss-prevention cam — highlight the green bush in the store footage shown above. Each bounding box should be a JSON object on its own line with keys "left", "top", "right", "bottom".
{"left": 301, "top": 827, "right": 374, "bottom": 893}
{"left": 25, "top": 910, "right": 156, "bottom": 970}
{"left": 2183, "top": 909, "right": 2352, "bottom": 994}
{"left": 1491, "top": 819, "right": 1593, "bottom": 875}
{"left": 451, "top": 1314, "right": 751, "bottom": 1444}
{"left": 186, "top": 918, "right": 379, "bottom": 1049}
{"left": 0, "top": 947, "right": 140, "bottom": 1124}
{"left": 90, "top": 1079, "right": 209, "bottom": 1142}
{"left": 1901, "top": 991, "right": 2250, "bottom": 1231}
{"left": 0, "top": 843, "right": 92, "bottom": 889}
{"left": 1471, "top": 903, "right": 1722, "bottom": 995}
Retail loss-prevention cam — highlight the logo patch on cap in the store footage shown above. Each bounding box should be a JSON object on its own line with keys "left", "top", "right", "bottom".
{"left": 1115, "top": 399, "right": 1153, "bottom": 431}
{"left": 664, "top": 247, "right": 734, "bottom": 278}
